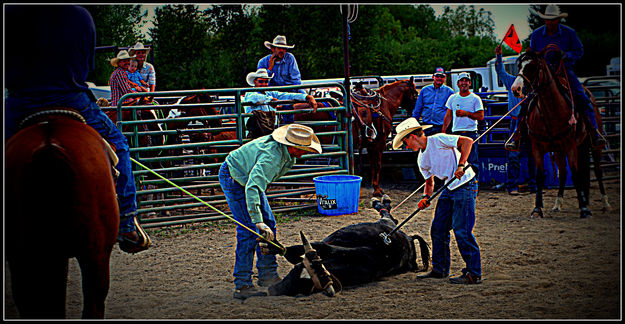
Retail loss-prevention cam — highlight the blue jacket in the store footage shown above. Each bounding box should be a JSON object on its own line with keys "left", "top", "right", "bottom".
{"left": 257, "top": 52, "right": 302, "bottom": 87}
{"left": 530, "top": 24, "right": 583, "bottom": 69}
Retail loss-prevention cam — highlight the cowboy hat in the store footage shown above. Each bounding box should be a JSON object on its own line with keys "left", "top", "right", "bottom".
{"left": 529, "top": 5, "right": 568, "bottom": 20}
{"left": 110, "top": 50, "right": 135, "bottom": 67}
{"left": 272, "top": 124, "right": 322, "bottom": 154}
{"left": 246, "top": 68, "right": 274, "bottom": 86}
{"left": 128, "top": 42, "right": 151, "bottom": 56}
{"left": 392, "top": 117, "right": 432, "bottom": 150}
{"left": 264, "top": 35, "right": 295, "bottom": 50}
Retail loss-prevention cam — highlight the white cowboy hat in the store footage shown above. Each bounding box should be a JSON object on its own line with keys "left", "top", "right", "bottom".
{"left": 529, "top": 5, "right": 568, "bottom": 20}
{"left": 272, "top": 124, "right": 322, "bottom": 154}
{"left": 128, "top": 42, "right": 151, "bottom": 56}
{"left": 392, "top": 117, "right": 432, "bottom": 150}
{"left": 110, "top": 50, "right": 135, "bottom": 67}
{"left": 264, "top": 35, "right": 295, "bottom": 50}
{"left": 246, "top": 68, "right": 274, "bottom": 86}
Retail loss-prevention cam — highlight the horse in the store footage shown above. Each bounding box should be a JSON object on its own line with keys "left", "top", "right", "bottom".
{"left": 551, "top": 87, "right": 611, "bottom": 213}
{"left": 294, "top": 78, "right": 418, "bottom": 197}
{"left": 6, "top": 109, "right": 119, "bottom": 318}
{"left": 511, "top": 48, "right": 594, "bottom": 218}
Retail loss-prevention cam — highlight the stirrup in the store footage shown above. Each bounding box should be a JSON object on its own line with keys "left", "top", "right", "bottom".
{"left": 590, "top": 129, "right": 606, "bottom": 148}
{"left": 504, "top": 136, "right": 521, "bottom": 152}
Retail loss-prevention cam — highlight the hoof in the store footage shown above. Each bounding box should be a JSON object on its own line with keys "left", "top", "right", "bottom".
{"left": 530, "top": 207, "right": 543, "bottom": 219}
{"left": 382, "top": 194, "right": 392, "bottom": 204}
{"left": 370, "top": 197, "right": 381, "bottom": 208}
{"left": 580, "top": 207, "right": 592, "bottom": 219}
{"left": 551, "top": 197, "right": 563, "bottom": 212}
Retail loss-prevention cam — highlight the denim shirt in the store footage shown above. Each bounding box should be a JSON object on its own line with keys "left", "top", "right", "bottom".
{"left": 225, "top": 136, "right": 295, "bottom": 223}
{"left": 257, "top": 52, "right": 302, "bottom": 87}
{"left": 530, "top": 24, "right": 583, "bottom": 69}
{"left": 495, "top": 54, "right": 522, "bottom": 117}
{"left": 412, "top": 84, "right": 455, "bottom": 125}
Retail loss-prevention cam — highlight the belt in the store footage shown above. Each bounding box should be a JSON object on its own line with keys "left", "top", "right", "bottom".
{"left": 453, "top": 130, "right": 477, "bottom": 134}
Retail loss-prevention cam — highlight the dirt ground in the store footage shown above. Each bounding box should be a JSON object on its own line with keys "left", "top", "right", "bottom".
{"left": 4, "top": 179, "right": 621, "bottom": 320}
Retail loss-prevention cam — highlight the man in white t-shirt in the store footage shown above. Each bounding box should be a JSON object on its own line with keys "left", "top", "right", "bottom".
{"left": 392, "top": 117, "right": 482, "bottom": 285}
{"left": 442, "top": 72, "right": 484, "bottom": 184}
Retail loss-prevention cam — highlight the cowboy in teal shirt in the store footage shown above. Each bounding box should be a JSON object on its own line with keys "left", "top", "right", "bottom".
{"left": 219, "top": 124, "right": 322, "bottom": 300}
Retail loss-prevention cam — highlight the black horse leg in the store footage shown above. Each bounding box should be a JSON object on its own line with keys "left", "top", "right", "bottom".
{"left": 532, "top": 153, "right": 545, "bottom": 218}
{"left": 577, "top": 141, "right": 592, "bottom": 218}
{"left": 552, "top": 153, "right": 568, "bottom": 212}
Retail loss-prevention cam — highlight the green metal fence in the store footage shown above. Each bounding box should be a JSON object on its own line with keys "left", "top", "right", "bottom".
{"left": 107, "top": 83, "right": 352, "bottom": 228}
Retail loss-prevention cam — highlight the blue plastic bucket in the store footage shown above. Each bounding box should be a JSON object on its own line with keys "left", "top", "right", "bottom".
{"left": 313, "top": 175, "right": 362, "bottom": 216}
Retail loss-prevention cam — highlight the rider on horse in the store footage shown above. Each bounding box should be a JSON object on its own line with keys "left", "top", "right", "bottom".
{"left": 5, "top": 5, "right": 151, "bottom": 254}
{"left": 505, "top": 5, "right": 606, "bottom": 151}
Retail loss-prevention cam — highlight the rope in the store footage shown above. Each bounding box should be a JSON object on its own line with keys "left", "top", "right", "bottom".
{"left": 130, "top": 157, "right": 285, "bottom": 253}
{"left": 19, "top": 109, "right": 86, "bottom": 129}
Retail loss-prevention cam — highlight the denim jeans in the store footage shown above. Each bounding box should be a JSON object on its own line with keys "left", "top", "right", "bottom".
{"left": 430, "top": 180, "right": 481, "bottom": 277}
{"left": 506, "top": 118, "right": 521, "bottom": 193}
{"left": 218, "top": 162, "right": 279, "bottom": 289}
{"left": 452, "top": 131, "right": 480, "bottom": 180}
{"left": 5, "top": 91, "right": 137, "bottom": 233}
{"left": 566, "top": 68, "right": 598, "bottom": 128}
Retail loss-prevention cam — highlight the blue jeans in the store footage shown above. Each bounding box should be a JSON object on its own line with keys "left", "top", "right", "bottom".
{"left": 218, "top": 162, "right": 279, "bottom": 289}
{"left": 506, "top": 119, "right": 521, "bottom": 193}
{"left": 424, "top": 124, "right": 443, "bottom": 136}
{"left": 5, "top": 91, "right": 137, "bottom": 233}
{"left": 566, "top": 68, "right": 598, "bottom": 129}
{"left": 430, "top": 180, "right": 481, "bottom": 277}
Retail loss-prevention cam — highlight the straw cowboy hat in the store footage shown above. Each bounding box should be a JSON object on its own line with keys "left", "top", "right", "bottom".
{"left": 392, "top": 117, "right": 432, "bottom": 150}
{"left": 246, "top": 68, "right": 274, "bottom": 86}
{"left": 128, "top": 42, "right": 151, "bottom": 56}
{"left": 272, "top": 124, "right": 322, "bottom": 154}
{"left": 529, "top": 5, "right": 568, "bottom": 20}
{"left": 264, "top": 35, "right": 295, "bottom": 50}
{"left": 110, "top": 50, "right": 135, "bottom": 67}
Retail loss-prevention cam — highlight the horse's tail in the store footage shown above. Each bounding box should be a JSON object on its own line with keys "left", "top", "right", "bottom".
{"left": 411, "top": 234, "right": 430, "bottom": 272}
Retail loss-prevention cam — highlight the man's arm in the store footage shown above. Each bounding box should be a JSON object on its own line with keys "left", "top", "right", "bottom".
{"left": 442, "top": 108, "right": 453, "bottom": 134}
{"left": 411, "top": 87, "right": 426, "bottom": 119}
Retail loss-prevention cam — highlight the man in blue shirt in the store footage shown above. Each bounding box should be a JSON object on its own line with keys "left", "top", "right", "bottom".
{"left": 495, "top": 45, "right": 537, "bottom": 195}
{"left": 257, "top": 35, "right": 305, "bottom": 124}
{"left": 412, "top": 67, "right": 455, "bottom": 135}
{"left": 5, "top": 5, "right": 150, "bottom": 254}
{"left": 508, "top": 5, "right": 605, "bottom": 148}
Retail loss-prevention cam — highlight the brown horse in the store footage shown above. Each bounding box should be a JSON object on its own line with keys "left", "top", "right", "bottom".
{"left": 511, "top": 49, "right": 594, "bottom": 218}
{"left": 295, "top": 78, "right": 418, "bottom": 197}
{"left": 551, "top": 87, "right": 611, "bottom": 213}
{"left": 6, "top": 109, "right": 119, "bottom": 318}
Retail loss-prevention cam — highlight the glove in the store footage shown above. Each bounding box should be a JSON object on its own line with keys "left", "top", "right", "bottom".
{"left": 256, "top": 222, "right": 274, "bottom": 242}
{"left": 417, "top": 195, "right": 430, "bottom": 210}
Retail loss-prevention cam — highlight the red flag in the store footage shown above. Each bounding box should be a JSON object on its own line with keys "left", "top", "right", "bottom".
{"left": 502, "top": 24, "right": 522, "bottom": 54}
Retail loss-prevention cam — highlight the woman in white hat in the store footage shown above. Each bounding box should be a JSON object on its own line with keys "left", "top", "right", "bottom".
{"left": 243, "top": 68, "right": 317, "bottom": 139}
{"left": 128, "top": 42, "right": 156, "bottom": 93}
{"left": 218, "top": 123, "right": 321, "bottom": 300}
{"left": 109, "top": 50, "right": 139, "bottom": 106}
{"left": 392, "top": 117, "right": 482, "bottom": 285}
{"left": 522, "top": 5, "right": 605, "bottom": 147}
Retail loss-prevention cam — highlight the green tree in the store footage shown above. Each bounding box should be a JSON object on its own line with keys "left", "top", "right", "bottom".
{"left": 84, "top": 4, "right": 148, "bottom": 85}
{"left": 151, "top": 5, "right": 210, "bottom": 90}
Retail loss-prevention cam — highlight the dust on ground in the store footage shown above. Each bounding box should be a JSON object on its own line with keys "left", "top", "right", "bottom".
{"left": 4, "top": 180, "right": 621, "bottom": 319}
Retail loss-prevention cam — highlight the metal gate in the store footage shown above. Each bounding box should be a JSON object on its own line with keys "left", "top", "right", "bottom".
{"left": 107, "top": 83, "right": 352, "bottom": 228}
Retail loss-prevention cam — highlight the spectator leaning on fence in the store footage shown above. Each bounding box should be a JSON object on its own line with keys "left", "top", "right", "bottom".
{"left": 243, "top": 68, "right": 317, "bottom": 139}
